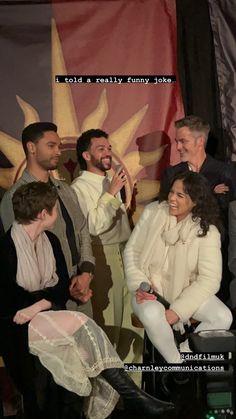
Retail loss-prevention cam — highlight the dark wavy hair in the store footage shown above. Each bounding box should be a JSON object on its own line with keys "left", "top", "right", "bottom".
{"left": 165, "top": 172, "right": 221, "bottom": 236}
{"left": 76, "top": 129, "right": 109, "bottom": 170}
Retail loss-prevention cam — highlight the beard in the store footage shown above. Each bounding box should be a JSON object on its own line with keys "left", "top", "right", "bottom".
{"left": 91, "top": 155, "right": 112, "bottom": 172}
{"left": 37, "top": 157, "right": 59, "bottom": 171}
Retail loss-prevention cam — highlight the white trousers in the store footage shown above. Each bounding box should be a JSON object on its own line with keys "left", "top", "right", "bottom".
{"left": 132, "top": 295, "right": 233, "bottom": 363}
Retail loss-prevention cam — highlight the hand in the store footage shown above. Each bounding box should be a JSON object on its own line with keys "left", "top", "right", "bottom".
{"left": 109, "top": 168, "right": 127, "bottom": 196}
{"left": 69, "top": 273, "right": 93, "bottom": 303}
{"left": 13, "top": 299, "right": 51, "bottom": 324}
{"left": 70, "top": 272, "right": 92, "bottom": 294}
{"left": 214, "top": 183, "right": 229, "bottom": 194}
{"left": 70, "top": 287, "right": 93, "bottom": 303}
{"left": 135, "top": 287, "right": 156, "bottom": 304}
{"left": 165, "top": 309, "right": 179, "bottom": 325}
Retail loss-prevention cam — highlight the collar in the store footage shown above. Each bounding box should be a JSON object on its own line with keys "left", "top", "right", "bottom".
{"left": 79, "top": 170, "right": 109, "bottom": 184}
{"left": 187, "top": 155, "right": 207, "bottom": 173}
{"left": 22, "top": 169, "right": 61, "bottom": 188}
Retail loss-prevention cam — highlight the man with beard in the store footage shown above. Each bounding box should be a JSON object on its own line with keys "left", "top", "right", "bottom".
{"left": 71, "top": 130, "right": 142, "bottom": 367}
{"left": 159, "top": 115, "right": 236, "bottom": 302}
{"left": 159, "top": 115, "right": 236, "bottom": 209}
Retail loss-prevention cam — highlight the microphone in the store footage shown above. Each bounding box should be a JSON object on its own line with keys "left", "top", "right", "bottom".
{"left": 140, "top": 281, "right": 170, "bottom": 309}
{"left": 115, "top": 164, "right": 126, "bottom": 204}
{"left": 120, "top": 186, "right": 126, "bottom": 204}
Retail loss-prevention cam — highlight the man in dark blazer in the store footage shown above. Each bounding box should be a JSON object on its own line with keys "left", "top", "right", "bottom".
{"left": 160, "top": 115, "right": 236, "bottom": 214}
{"left": 160, "top": 115, "right": 236, "bottom": 302}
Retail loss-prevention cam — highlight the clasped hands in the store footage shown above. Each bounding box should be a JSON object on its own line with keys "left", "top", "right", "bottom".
{"left": 135, "top": 286, "right": 179, "bottom": 325}
{"left": 69, "top": 272, "right": 93, "bottom": 304}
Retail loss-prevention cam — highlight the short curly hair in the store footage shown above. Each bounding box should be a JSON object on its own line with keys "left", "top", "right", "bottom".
{"left": 12, "top": 182, "right": 58, "bottom": 224}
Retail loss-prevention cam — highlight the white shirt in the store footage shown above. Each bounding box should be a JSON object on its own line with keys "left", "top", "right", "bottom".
{"left": 71, "top": 171, "right": 131, "bottom": 245}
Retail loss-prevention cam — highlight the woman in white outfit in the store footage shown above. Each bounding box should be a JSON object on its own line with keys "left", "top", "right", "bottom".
{"left": 124, "top": 172, "right": 232, "bottom": 363}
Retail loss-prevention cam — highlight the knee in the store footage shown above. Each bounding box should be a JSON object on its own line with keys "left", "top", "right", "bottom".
{"left": 214, "top": 306, "right": 233, "bottom": 330}
{"left": 132, "top": 299, "right": 165, "bottom": 328}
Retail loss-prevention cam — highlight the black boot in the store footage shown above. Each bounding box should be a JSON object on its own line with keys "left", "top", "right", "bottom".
{"left": 101, "top": 368, "right": 175, "bottom": 417}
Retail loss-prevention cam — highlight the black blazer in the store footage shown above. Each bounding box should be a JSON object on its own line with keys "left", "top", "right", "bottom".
{"left": 159, "top": 155, "right": 236, "bottom": 227}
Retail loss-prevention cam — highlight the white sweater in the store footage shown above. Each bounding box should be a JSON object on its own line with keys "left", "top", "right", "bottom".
{"left": 124, "top": 201, "right": 222, "bottom": 322}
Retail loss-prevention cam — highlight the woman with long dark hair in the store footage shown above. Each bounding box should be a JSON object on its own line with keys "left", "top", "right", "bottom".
{"left": 124, "top": 172, "right": 232, "bottom": 363}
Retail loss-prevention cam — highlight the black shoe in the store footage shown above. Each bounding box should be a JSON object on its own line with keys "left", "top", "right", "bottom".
{"left": 159, "top": 372, "right": 192, "bottom": 400}
{"left": 101, "top": 368, "right": 175, "bottom": 417}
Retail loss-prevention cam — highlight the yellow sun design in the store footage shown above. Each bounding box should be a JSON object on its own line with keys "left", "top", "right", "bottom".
{"left": 0, "top": 19, "right": 166, "bottom": 222}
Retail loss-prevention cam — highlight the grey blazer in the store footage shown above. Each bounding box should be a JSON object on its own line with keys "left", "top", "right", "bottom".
{"left": 0, "top": 169, "right": 95, "bottom": 277}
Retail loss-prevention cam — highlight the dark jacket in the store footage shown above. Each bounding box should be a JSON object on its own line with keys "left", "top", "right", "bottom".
{"left": 159, "top": 155, "right": 236, "bottom": 225}
{"left": 0, "top": 229, "right": 70, "bottom": 400}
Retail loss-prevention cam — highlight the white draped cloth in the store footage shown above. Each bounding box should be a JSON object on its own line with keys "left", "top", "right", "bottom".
{"left": 29, "top": 310, "right": 123, "bottom": 419}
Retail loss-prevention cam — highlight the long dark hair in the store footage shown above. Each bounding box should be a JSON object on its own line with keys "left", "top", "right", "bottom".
{"left": 166, "top": 172, "right": 222, "bottom": 236}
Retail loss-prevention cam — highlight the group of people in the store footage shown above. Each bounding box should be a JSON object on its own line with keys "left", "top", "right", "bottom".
{"left": 0, "top": 114, "right": 235, "bottom": 418}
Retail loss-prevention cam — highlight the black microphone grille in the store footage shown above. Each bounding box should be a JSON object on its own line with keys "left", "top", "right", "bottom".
{"left": 140, "top": 281, "right": 151, "bottom": 293}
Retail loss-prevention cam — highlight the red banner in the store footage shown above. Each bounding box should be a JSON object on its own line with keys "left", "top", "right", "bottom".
{"left": 0, "top": 0, "right": 184, "bottom": 219}
{"left": 52, "top": 0, "right": 184, "bottom": 219}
